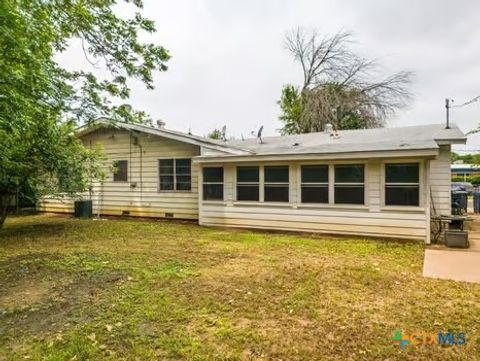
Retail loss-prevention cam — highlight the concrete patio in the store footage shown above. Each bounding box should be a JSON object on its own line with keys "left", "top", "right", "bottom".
{"left": 423, "top": 214, "right": 480, "bottom": 284}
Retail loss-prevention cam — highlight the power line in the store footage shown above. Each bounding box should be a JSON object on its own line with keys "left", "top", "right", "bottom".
{"left": 451, "top": 95, "right": 480, "bottom": 108}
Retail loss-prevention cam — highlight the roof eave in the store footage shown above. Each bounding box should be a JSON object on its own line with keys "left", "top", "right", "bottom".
{"left": 435, "top": 138, "right": 467, "bottom": 145}
{"left": 75, "top": 120, "right": 252, "bottom": 155}
{"left": 193, "top": 148, "right": 440, "bottom": 164}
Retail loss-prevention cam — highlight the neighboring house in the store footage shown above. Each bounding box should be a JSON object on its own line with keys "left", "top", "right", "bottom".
{"left": 451, "top": 163, "right": 480, "bottom": 180}
{"left": 38, "top": 120, "right": 466, "bottom": 244}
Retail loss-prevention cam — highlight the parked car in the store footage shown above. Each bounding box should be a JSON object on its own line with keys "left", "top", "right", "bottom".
{"left": 451, "top": 182, "right": 474, "bottom": 195}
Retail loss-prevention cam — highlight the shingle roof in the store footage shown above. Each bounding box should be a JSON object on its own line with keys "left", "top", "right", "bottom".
{"left": 77, "top": 120, "right": 466, "bottom": 158}
{"left": 224, "top": 123, "right": 466, "bottom": 156}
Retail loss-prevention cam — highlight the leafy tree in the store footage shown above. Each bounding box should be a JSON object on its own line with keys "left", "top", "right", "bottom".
{"left": 279, "top": 28, "right": 413, "bottom": 135}
{"left": 278, "top": 85, "right": 303, "bottom": 135}
{"left": 207, "top": 128, "right": 223, "bottom": 140}
{"left": 0, "top": 0, "right": 169, "bottom": 227}
{"left": 451, "top": 152, "right": 480, "bottom": 165}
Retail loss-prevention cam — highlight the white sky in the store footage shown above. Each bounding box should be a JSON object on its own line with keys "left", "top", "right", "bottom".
{"left": 57, "top": 0, "right": 480, "bottom": 152}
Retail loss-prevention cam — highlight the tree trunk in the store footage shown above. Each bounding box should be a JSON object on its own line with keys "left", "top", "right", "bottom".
{"left": 0, "top": 194, "right": 10, "bottom": 229}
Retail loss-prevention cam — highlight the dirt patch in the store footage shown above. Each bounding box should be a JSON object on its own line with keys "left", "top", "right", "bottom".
{"left": 0, "top": 253, "right": 125, "bottom": 337}
{"left": 0, "top": 253, "right": 70, "bottom": 310}
{"left": 0, "top": 277, "right": 59, "bottom": 309}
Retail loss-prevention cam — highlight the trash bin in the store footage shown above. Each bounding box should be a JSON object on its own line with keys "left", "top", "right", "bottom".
{"left": 474, "top": 191, "right": 480, "bottom": 214}
{"left": 74, "top": 200, "right": 93, "bottom": 218}
{"left": 451, "top": 191, "right": 468, "bottom": 214}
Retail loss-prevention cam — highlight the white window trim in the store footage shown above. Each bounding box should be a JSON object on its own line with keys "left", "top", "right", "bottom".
{"left": 333, "top": 163, "right": 366, "bottom": 205}
{"left": 299, "top": 164, "right": 329, "bottom": 204}
{"left": 232, "top": 164, "right": 290, "bottom": 203}
{"left": 264, "top": 165, "right": 290, "bottom": 203}
{"left": 381, "top": 160, "right": 424, "bottom": 208}
{"left": 202, "top": 166, "right": 225, "bottom": 201}
{"left": 158, "top": 157, "right": 192, "bottom": 192}
{"left": 235, "top": 166, "right": 261, "bottom": 202}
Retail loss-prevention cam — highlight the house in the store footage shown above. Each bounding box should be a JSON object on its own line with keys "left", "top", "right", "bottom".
{"left": 38, "top": 120, "right": 466, "bottom": 244}
{"left": 451, "top": 163, "right": 480, "bottom": 181}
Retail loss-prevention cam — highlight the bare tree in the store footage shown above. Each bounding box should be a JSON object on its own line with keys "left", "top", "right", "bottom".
{"left": 280, "top": 28, "right": 413, "bottom": 134}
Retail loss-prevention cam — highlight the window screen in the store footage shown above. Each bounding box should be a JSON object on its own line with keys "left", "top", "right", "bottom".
{"left": 175, "top": 159, "right": 191, "bottom": 191}
{"left": 264, "top": 166, "right": 289, "bottom": 202}
{"left": 334, "top": 164, "right": 364, "bottom": 204}
{"left": 301, "top": 165, "right": 329, "bottom": 203}
{"left": 203, "top": 167, "right": 224, "bottom": 200}
{"left": 113, "top": 160, "right": 128, "bottom": 182}
{"left": 159, "top": 159, "right": 191, "bottom": 191}
{"left": 385, "top": 163, "right": 419, "bottom": 206}
{"left": 237, "top": 166, "right": 259, "bottom": 201}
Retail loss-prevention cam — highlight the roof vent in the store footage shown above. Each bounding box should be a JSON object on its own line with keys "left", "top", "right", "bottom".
{"left": 156, "top": 119, "right": 166, "bottom": 128}
{"left": 324, "top": 123, "right": 334, "bottom": 135}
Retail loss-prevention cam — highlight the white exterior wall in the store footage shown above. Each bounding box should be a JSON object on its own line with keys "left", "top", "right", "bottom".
{"left": 199, "top": 158, "right": 432, "bottom": 241}
{"left": 38, "top": 128, "right": 201, "bottom": 219}
{"left": 429, "top": 145, "right": 451, "bottom": 216}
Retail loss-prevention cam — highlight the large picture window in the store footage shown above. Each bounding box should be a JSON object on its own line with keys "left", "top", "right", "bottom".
{"left": 159, "top": 159, "right": 191, "bottom": 191}
{"left": 385, "top": 163, "right": 419, "bottom": 206}
{"left": 301, "top": 165, "right": 329, "bottom": 203}
{"left": 334, "top": 164, "right": 364, "bottom": 204}
{"left": 203, "top": 167, "right": 224, "bottom": 200}
{"left": 237, "top": 166, "right": 259, "bottom": 201}
{"left": 113, "top": 160, "right": 128, "bottom": 182}
{"left": 264, "top": 166, "right": 289, "bottom": 202}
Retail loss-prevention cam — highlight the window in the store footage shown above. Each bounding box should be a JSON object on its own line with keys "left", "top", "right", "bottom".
{"left": 159, "top": 159, "right": 191, "bottom": 191}
{"left": 385, "top": 163, "right": 419, "bottom": 206}
{"left": 203, "top": 167, "right": 224, "bottom": 200}
{"left": 175, "top": 159, "right": 192, "bottom": 191}
{"left": 113, "top": 160, "right": 128, "bottom": 182}
{"left": 301, "top": 165, "right": 329, "bottom": 203}
{"left": 264, "top": 166, "right": 289, "bottom": 202}
{"left": 237, "top": 166, "right": 259, "bottom": 201}
{"left": 334, "top": 164, "right": 364, "bottom": 204}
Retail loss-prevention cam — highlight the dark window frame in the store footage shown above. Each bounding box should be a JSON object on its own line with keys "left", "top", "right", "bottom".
{"left": 334, "top": 164, "right": 365, "bottom": 205}
{"left": 264, "top": 165, "right": 289, "bottom": 202}
{"left": 385, "top": 163, "right": 420, "bottom": 206}
{"left": 202, "top": 167, "right": 224, "bottom": 201}
{"left": 300, "top": 165, "right": 329, "bottom": 204}
{"left": 113, "top": 160, "right": 128, "bottom": 182}
{"left": 158, "top": 158, "right": 192, "bottom": 192}
{"left": 236, "top": 166, "right": 260, "bottom": 201}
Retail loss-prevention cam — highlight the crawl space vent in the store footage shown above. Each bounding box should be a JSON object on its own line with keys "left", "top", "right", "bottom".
{"left": 165, "top": 212, "right": 174, "bottom": 218}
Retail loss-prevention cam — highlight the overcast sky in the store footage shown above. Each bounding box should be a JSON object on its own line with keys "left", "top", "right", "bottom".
{"left": 59, "top": 0, "right": 480, "bottom": 152}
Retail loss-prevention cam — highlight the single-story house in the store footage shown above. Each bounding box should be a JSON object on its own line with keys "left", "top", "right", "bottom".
{"left": 38, "top": 120, "right": 466, "bottom": 243}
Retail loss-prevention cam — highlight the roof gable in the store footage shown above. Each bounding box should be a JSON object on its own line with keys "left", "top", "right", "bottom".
{"left": 76, "top": 120, "right": 251, "bottom": 155}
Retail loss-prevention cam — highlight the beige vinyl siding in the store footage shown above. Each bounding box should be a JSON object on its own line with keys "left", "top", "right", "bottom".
{"left": 38, "top": 128, "right": 201, "bottom": 219}
{"left": 199, "top": 159, "right": 429, "bottom": 241}
{"left": 429, "top": 145, "right": 451, "bottom": 216}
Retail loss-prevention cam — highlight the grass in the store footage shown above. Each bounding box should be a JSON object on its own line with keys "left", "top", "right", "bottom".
{"left": 0, "top": 214, "right": 479, "bottom": 360}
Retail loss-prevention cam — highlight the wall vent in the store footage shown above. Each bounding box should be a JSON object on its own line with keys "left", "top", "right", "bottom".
{"left": 122, "top": 210, "right": 130, "bottom": 216}
{"left": 165, "top": 212, "right": 174, "bottom": 218}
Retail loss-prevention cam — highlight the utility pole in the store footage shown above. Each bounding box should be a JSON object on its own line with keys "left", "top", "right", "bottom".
{"left": 445, "top": 98, "right": 451, "bottom": 129}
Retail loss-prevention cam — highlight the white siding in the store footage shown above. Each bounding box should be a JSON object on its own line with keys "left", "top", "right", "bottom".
{"left": 199, "top": 159, "right": 429, "bottom": 241}
{"left": 429, "top": 145, "right": 451, "bottom": 216}
{"left": 38, "top": 128, "right": 200, "bottom": 219}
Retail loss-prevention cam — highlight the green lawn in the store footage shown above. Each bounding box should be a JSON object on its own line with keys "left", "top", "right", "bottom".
{"left": 0, "top": 214, "right": 479, "bottom": 360}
